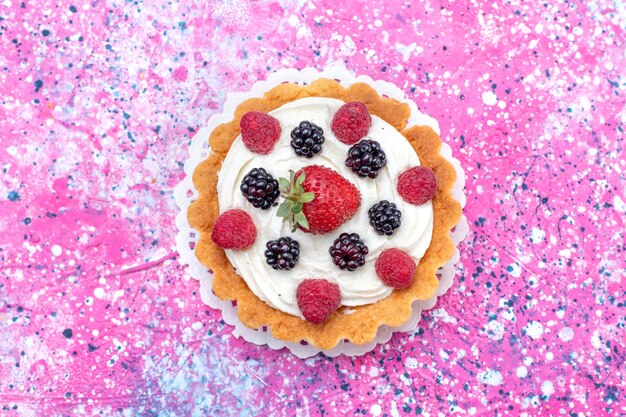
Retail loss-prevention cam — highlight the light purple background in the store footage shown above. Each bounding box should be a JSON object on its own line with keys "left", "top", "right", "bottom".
{"left": 1, "top": 0, "right": 624, "bottom": 415}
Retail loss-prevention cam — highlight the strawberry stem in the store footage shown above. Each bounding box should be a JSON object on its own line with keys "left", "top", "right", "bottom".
{"left": 276, "top": 170, "right": 314, "bottom": 232}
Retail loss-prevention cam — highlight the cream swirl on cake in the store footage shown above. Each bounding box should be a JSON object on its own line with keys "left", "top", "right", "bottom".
{"left": 217, "top": 97, "right": 433, "bottom": 318}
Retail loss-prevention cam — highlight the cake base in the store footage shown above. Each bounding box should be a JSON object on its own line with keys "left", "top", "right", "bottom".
{"left": 174, "top": 67, "right": 468, "bottom": 356}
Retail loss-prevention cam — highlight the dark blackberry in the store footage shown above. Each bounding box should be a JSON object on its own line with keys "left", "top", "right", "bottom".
{"left": 345, "top": 139, "right": 387, "bottom": 178}
{"left": 290, "top": 121, "right": 325, "bottom": 158}
{"left": 240, "top": 168, "right": 280, "bottom": 209}
{"left": 329, "top": 233, "right": 368, "bottom": 271}
{"left": 368, "top": 200, "right": 402, "bottom": 236}
{"left": 264, "top": 237, "right": 300, "bottom": 270}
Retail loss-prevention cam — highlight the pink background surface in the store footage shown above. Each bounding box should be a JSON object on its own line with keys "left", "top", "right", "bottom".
{"left": 1, "top": 0, "right": 625, "bottom": 415}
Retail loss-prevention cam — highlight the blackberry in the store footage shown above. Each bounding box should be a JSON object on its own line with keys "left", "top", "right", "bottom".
{"left": 240, "top": 168, "right": 280, "bottom": 209}
{"left": 368, "top": 200, "right": 402, "bottom": 236}
{"left": 345, "top": 139, "right": 387, "bottom": 178}
{"left": 290, "top": 121, "right": 325, "bottom": 158}
{"left": 264, "top": 237, "right": 300, "bottom": 270}
{"left": 329, "top": 233, "right": 368, "bottom": 271}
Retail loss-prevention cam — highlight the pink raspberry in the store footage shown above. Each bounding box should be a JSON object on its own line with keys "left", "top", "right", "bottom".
{"left": 331, "top": 102, "right": 372, "bottom": 145}
{"left": 296, "top": 279, "right": 341, "bottom": 324}
{"left": 240, "top": 111, "right": 281, "bottom": 154}
{"left": 375, "top": 248, "right": 416, "bottom": 289}
{"left": 397, "top": 166, "right": 437, "bottom": 205}
{"left": 211, "top": 209, "right": 256, "bottom": 250}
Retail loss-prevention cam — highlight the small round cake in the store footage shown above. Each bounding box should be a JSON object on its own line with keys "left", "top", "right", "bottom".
{"left": 187, "top": 78, "right": 462, "bottom": 350}
{"left": 217, "top": 97, "right": 434, "bottom": 318}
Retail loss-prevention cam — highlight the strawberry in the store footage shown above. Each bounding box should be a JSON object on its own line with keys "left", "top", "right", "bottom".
{"left": 276, "top": 165, "right": 361, "bottom": 235}
{"left": 211, "top": 209, "right": 256, "bottom": 249}
{"left": 240, "top": 111, "right": 281, "bottom": 154}
{"left": 296, "top": 279, "right": 341, "bottom": 324}
{"left": 331, "top": 102, "right": 372, "bottom": 145}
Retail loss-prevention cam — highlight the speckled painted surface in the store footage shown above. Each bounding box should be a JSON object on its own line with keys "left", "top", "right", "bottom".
{"left": 1, "top": 0, "right": 625, "bottom": 416}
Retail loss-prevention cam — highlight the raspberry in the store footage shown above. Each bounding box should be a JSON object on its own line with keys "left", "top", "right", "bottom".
{"left": 375, "top": 248, "right": 416, "bottom": 289}
{"left": 211, "top": 209, "right": 256, "bottom": 250}
{"left": 397, "top": 166, "right": 438, "bottom": 205}
{"left": 331, "top": 102, "right": 372, "bottom": 145}
{"left": 296, "top": 279, "right": 341, "bottom": 324}
{"left": 240, "top": 111, "right": 281, "bottom": 154}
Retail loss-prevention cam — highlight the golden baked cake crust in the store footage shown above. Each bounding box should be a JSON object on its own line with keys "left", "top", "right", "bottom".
{"left": 188, "top": 79, "right": 462, "bottom": 350}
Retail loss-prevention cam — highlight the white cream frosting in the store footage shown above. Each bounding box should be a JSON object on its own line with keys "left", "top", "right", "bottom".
{"left": 217, "top": 97, "right": 433, "bottom": 318}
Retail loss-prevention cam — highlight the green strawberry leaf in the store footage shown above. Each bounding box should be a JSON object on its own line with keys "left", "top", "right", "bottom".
{"left": 276, "top": 201, "right": 291, "bottom": 218}
{"left": 295, "top": 211, "right": 309, "bottom": 230}
{"left": 295, "top": 171, "right": 306, "bottom": 188}
{"left": 291, "top": 201, "right": 303, "bottom": 213}
{"left": 300, "top": 192, "right": 315, "bottom": 203}
{"left": 276, "top": 169, "right": 314, "bottom": 233}
{"left": 279, "top": 178, "right": 290, "bottom": 193}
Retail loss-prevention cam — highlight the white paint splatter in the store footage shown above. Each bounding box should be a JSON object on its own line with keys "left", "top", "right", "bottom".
{"left": 614, "top": 195, "right": 626, "bottom": 213}
{"left": 405, "top": 357, "right": 418, "bottom": 369}
{"left": 287, "top": 15, "right": 299, "bottom": 26}
{"left": 477, "top": 369, "right": 503, "bottom": 386}
{"left": 507, "top": 263, "right": 521, "bottom": 277}
{"left": 51, "top": 244, "right": 62, "bottom": 256}
{"left": 530, "top": 227, "right": 545, "bottom": 243}
{"left": 525, "top": 321, "right": 544, "bottom": 339}
{"left": 558, "top": 248, "right": 572, "bottom": 258}
{"left": 591, "top": 330, "right": 602, "bottom": 348}
{"left": 482, "top": 91, "right": 498, "bottom": 106}
{"left": 559, "top": 327, "right": 574, "bottom": 342}
{"left": 431, "top": 308, "right": 458, "bottom": 324}
{"left": 541, "top": 380, "right": 555, "bottom": 396}
{"left": 485, "top": 320, "right": 505, "bottom": 341}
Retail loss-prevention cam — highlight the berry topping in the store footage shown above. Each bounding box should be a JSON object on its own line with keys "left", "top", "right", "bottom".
{"left": 240, "top": 111, "right": 281, "bottom": 154}
{"left": 368, "top": 200, "right": 402, "bottom": 236}
{"left": 331, "top": 102, "right": 372, "bottom": 145}
{"left": 277, "top": 166, "right": 361, "bottom": 235}
{"left": 345, "top": 139, "right": 387, "bottom": 178}
{"left": 375, "top": 248, "right": 416, "bottom": 289}
{"left": 264, "top": 237, "right": 300, "bottom": 270}
{"left": 240, "top": 167, "right": 280, "bottom": 210}
{"left": 329, "top": 233, "right": 368, "bottom": 271}
{"left": 211, "top": 209, "right": 256, "bottom": 250}
{"left": 299, "top": 166, "right": 361, "bottom": 235}
{"left": 396, "top": 166, "right": 438, "bottom": 205}
{"left": 296, "top": 279, "right": 341, "bottom": 324}
{"left": 290, "top": 121, "right": 325, "bottom": 158}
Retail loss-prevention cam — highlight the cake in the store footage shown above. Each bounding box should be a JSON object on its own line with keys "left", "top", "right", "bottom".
{"left": 187, "top": 78, "right": 462, "bottom": 350}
